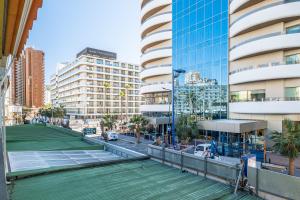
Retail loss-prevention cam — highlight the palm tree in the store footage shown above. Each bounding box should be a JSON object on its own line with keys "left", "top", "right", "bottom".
{"left": 103, "top": 114, "right": 116, "bottom": 131}
{"left": 130, "top": 115, "right": 149, "bottom": 144}
{"left": 272, "top": 119, "right": 300, "bottom": 176}
{"left": 176, "top": 114, "right": 198, "bottom": 145}
{"left": 104, "top": 82, "right": 111, "bottom": 114}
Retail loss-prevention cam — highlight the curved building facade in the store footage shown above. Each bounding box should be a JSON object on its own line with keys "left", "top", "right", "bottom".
{"left": 229, "top": 0, "right": 300, "bottom": 132}
{"left": 140, "top": 0, "right": 173, "bottom": 132}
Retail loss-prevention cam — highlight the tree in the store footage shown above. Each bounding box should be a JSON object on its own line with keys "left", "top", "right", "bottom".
{"left": 176, "top": 114, "right": 198, "bottom": 145}
{"left": 130, "top": 115, "right": 149, "bottom": 144}
{"left": 38, "top": 104, "right": 66, "bottom": 119}
{"left": 103, "top": 114, "right": 116, "bottom": 131}
{"left": 22, "top": 107, "right": 31, "bottom": 123}
{"left": 272, "top": 119, "right": 300, "bottom": 176}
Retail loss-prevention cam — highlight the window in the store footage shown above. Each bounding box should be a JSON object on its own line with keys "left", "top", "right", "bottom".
{"left": 285, "top": 54, "right": 300, "bottom": 65}
{"left": 96, "top": 59, "right": 103, "bottom": 64}
{"left": 249, "top": 90, "right": 265, "bottom": 101}
{"left": 230, "top": 90, "right": 265, "bottom": 102}
{"left": 105, "top": 60, "right": 112, "bottom": 66}
{"left": 105, "top": 68, "right": 110, "bottom": 73}
{"left": 285, "top": 87, "right": 300, "bottom": 100}
{"left": 286, "top": 24, "right": 300, "bottom": 34}
{"left": 86, "top": 58, "right": 94, "bottom": 63}
{"left": 128, "top": 64, "right": 133, "bottom": 69}
{"left": 97, "top": 67, "right": 103, "bottom": 72}
{"left": 113, "top": 62, "right": 119, "bottom": 67}
{"left": 121, "top": 63, "right": 126, "bottom": 68}
{"left": 135, "top": 66, "right": 139, "bottom": 70}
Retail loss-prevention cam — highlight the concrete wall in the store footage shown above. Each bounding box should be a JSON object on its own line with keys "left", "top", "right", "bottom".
{"left": 248, "top": 164, "right": 300, "bottom": 200}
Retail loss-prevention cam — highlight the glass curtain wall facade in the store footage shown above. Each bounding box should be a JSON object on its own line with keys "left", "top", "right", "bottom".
{"left": 173, "top": 0, "right": 228, "bottom": 123}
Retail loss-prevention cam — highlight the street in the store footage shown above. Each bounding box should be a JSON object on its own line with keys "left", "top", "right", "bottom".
{"left": 94, "top": 134, "right": 153, "bottom": 155}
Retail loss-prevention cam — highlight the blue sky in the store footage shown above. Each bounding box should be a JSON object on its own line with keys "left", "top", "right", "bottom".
{"left": 27, "top": 0, "right": 141, "bottom": 84}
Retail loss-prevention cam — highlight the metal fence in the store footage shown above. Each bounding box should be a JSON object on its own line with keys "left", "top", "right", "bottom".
{"left": 148, "top": 145, "right": 241, "bottom": 184}
{"left": 248, "top": 164, "right": 300, "bottom": 200}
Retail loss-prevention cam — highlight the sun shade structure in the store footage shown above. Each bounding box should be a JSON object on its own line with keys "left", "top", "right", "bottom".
{"left": 0, "top": 0, "right": 43, "bottom": 59}
{"left": 8, "top": 160, "right": 261, "bottom": 200}
{"left": 198, "top": 119, "right": 267, "bottom": 133}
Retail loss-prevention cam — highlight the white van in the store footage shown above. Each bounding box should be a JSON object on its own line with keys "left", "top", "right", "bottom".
{"left": 194, "top": 144, "right": 211, "bottom": 157}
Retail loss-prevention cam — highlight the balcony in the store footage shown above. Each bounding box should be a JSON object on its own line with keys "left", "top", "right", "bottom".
{"left": 230, "top": 99, "right": 300, "bottom": 114}
{"left": 230, "top": 0, "right": 264, "bottom": 14}
{"left": 141, "top": 47, "right": 172, "bottom": 66}
{"left": 141, "top": 0, "right": 171, "bottom": 22}
{"left": 140, "top": 65, "right": 172, "bottom": 80}
{"left": 140, "top": 82, "right": 171, "bottom": 94}
{"left": 230, "top": 33, "right": 300, "bottom": 61}
{"left": 140, "top": 104, "right": 170, "bottom": 112}
{"left": 141, "top": 29, "right": 172, "bottom": 53}
{"left": 230, "top": 1, "right": 300, "bottom": 37}
{"left": 230, "top": 63, "right": 300, "bottom": 84}
{"left": 141, "top": 11, "right": 172, "bottom": 37}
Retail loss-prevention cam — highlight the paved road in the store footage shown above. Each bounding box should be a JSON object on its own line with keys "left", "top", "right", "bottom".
{"left": 94, "top": 135, "right": 152, "bottom": 155}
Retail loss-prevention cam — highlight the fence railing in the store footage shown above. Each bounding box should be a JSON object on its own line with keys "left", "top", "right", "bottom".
{"left": 148, "top": 145, "right": 241, "bottom": 184}
{"left": 248, "top": 163, "right": 300, "bottom": 200}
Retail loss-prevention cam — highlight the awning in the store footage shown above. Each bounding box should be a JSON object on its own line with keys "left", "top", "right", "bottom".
{"left": 0, "top": 0, "right": 43, "bottom": 59}
{"left": 198, "top": 119, "right": 267, "bottom": 133}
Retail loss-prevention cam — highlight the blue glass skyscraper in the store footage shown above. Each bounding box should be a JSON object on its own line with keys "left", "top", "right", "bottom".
{"left": 173, "top": 0, "right": 228, "bottom": 139}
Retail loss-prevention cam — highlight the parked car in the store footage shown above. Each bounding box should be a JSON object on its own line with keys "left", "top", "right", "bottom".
{"left": 194, "top": 143, "right": 211, "bottom": 157}
{"left": 103, "top": 131, "right": 118, "bottom": 141}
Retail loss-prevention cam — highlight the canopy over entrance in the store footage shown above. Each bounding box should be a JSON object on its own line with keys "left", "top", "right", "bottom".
{"left": 198, "top": 119, "right": 267, "bottom": 133}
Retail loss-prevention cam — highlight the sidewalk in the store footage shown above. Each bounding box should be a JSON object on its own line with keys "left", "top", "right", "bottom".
{"left": 266, "top": 152, "right": 300, "bottom": 177}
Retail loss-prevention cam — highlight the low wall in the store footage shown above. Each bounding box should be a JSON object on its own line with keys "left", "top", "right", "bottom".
{"left": 148, "top": 144, "right": 240, "bottom": 184}
{"left": 248, "top": 164, "right": 300, "bottom": 200}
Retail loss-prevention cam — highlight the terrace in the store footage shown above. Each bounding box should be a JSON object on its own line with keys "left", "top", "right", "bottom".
{"left": 3, "top": 125, "right": 260, "bottom": 200}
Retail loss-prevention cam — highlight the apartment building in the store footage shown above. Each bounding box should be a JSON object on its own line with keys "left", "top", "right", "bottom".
{"left": 11, "top": 56, "right": 25, "bottom": 106}
{"left": 50, "top": 47, "right": 142, "bottom": 119}
{"left": 140, "top": 0, "right": 173, "bottom": 133}
{"left": 229, "top": 0, "right": 300, "bottom": 132}
{"left": 11, "top": 47, "right": 45, "bottom": 108}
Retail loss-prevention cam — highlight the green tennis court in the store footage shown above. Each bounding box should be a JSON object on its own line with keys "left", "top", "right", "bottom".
{"left": 8, "top": 160, "right": 260, "bottom": 200}
{"left": 6, "top": 125, "right": 103, "bottom": 151}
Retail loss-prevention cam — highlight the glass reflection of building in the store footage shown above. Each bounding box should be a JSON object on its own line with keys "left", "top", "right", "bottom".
{"left": 173, "top": 0, "right": 228, "bottom": 121}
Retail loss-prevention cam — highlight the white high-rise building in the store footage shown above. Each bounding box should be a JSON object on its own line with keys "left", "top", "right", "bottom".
{"left": 50, "top": 47, "right": 143, "bottom": 119}
{"left": 140, "top": 0, "right": 173, "bottom": 133}
{"left": 229, "top": 0, "right": 300, "bottom": 132}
